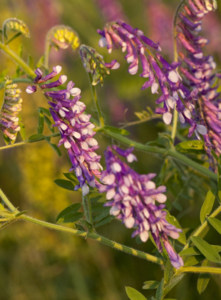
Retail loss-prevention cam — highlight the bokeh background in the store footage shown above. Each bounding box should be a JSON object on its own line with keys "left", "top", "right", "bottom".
{"left": 0, "top": 0, "right": 221, "bottom": 299}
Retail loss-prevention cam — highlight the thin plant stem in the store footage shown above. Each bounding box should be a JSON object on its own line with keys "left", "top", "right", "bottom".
{"left": 87, "top": 73, "right": 105, "bottom": 127}
{"left": 176, "top": 266, "right": 221, "bottom": 275}
{"left": 19, "top": 214, "right": 163, "bottom": 265}
{"left": 102, "top": 128, "right": 217, "bottom": 180}
{"left": 0, "top": 189, "right": 18, "bottom": 212}
{"left": 120, "top": 114, "right": 160, "bottom": 129}
{"left": 0, "top": 141, "right": 26, "bottom": 151}
{"left": 5, "top": 32, "right": 22, "bottom": 45}
{"left": 0, "top": 189, "right": 163, "bottom": 264}
{"left": 0, "top": 132, "right": 60, "bottom": 151}
{"left": 82, "top": 194, "right": 93, "bottom": 226}
{"left": 0, "top": 42, "right": 35, "bottom": 78}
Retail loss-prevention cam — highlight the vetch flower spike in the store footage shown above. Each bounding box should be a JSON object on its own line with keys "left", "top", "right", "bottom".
{"left": 97, "top": 20, "right": 190, "bottom": 127}
{"left": 26, "top": 66, "right": 102, "bottom": 194}
{"left": 79, "top": 44, "right": 119, "bottom": 86}
{"left": 0, "top": 79, "right": 23, "bottom": 144}
{"left": 176, "top": 0, "right": 221, "bottom": 161}
{"left": 99, "top": 146, "right": 183, "bottom": 269}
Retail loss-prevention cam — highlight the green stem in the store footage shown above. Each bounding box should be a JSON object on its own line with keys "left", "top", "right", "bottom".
{"left": 5, "top": 32, "right": 22, "bottom": 45}
{"left": 0, "top": 189, "right": 18, "bottom": 212}
{"left": 176, "top": 266, "right": 221, "bottom": 275}
{"left": 182, "top": 205, "right": 221, "bottom": 251}
{"left": 0, "top": 132, "right": 60, "bottom": 151}
{"left": 88, "top": 74, "right": 105, "bottom": 127}
{"left": 19, "top": 214, "right": 163, "bottom": 265}
{"left": 0, "top": 141, "right": 26, "bottom": 151}
{"left": 171, "top": 107, "right": 178, "bottom": 142}
{"left": 120, "top": 114, "right": 160, "bottom": 129}
{"left": 82, "top": 194, "right": 93, "bottom": 225}
{"left": 0, "top": 42, "right": 35, "bottom": 78}
{"left": 102, "top": 128, "right": 217, "bottom": 180}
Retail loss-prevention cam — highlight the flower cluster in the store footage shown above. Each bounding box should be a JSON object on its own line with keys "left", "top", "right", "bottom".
{"left": 98, "top": 20, "right": 189, "bottom": 126}
{"left": 26, "top": 66, "right": 102, "bottom": 194}
{"left": 99, "top": 146, "right": 183, "bottom": 268}
{"left": 46, "top": 25, "right": 80, "bottom": 51}
{"left": 0, "top": 79, "right": 22, "bottom": 143}
{"left": 176, "top": 0, "right": 221, "bottom": 157}
{"left": 79, "top": 44, "right": 119, "bottom": 86}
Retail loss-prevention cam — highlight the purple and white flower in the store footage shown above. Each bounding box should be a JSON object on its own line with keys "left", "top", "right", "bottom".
{"left": 26, "top": 66, "right": 102, "bottom": 194}
{"left": 177, "top": 0, "right": 221, "bottom": 159}
{"left": 97, "top": 20, "right": 190, "bottom": 127}
{"left": 99, "top": 145, "right": 184, "bottom": 268}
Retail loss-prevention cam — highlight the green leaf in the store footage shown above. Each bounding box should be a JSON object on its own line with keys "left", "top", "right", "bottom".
{"left": 56, "top": 203, "right": 83, "bottom": 223}
{"left": 179, "top": 247, "right": 200, "bottom": 257}
{"left": 200, "top": 190, "right": 215, "bottom": 224}
{"left": 197, "top": 260, "right": 210, "bottom": 294}
{"left": 191, "top": 236, "right": 221, "bottom": 263}
{"left": 94, "top": 215, "right": 114, "bottom": 228}
{"left": 142, "top": 281, "right": 159, "bottom": 290}
{"left": 44, "top": 116, "right": 54, "bottom": 133}
{"left": 176, "top": 140, "right": 204, "bottom": 153}
{"left": 93, "top": 208, "right": 109, "bottom": 223}
{"left": 103, "top": 125, "right": 129, "bottom": 136}
{"left": 164, "top": 260, "right": 174, "bottom": 285}
{"left": 39, "top": 107, "right": 51, "bottom": 116}
{"left": 18, "top": 119, "right": 26, "bottom": 141}
{"left": 155, "top": 280, "right": 164, "bottom": 300}
{"left": 54, "top": 179, "right": 75, "bottom": 191}
{"left": 37, "top": 112, "right": 44, "bottom": 134}
{"left": 36, "top": 55, "right": 45, "bottom": 68}
{"left": 184, "top": 256, "right": 203, "bottom": 267}
{"left": 207, "top": 217, "right": 221, "bottom": 234}
{"left": 125, "top": 286, "right": 147, "bottom": 300}
{"left": 63, "top": 172, "right": 79, "bottom": 184}
{"left": 165, "top": 210, "right": 186, "bottom": 245}
{"left": 28, "top": 134, "right": 45, "bottom": 142}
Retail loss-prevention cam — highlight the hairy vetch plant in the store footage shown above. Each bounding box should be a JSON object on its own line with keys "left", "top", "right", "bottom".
{"left": 0, "top": 1, "right": 221, "bottom": 299}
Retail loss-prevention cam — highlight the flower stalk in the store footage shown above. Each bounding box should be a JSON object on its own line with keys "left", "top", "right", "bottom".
{"left": 0, "top": 41, "right": 35, "bottom": 78}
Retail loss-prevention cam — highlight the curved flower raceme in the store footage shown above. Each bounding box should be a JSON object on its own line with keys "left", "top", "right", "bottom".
{"left": 0, "top": 79, "right": 22, "bottom": 143}
{"left": 26, "top": 66, "right": 102, "bottom": 195}
{"left": 79, "top": 44, "right": 120, "bottom": 86}
{"left": 176, "top": 0, "right": 221, "bottom": 158}
{"left": 98, "top": 20, "right": 190, "bottom": 126}
{"left": 99, "top": 146, "right": 183, "bottom": 269}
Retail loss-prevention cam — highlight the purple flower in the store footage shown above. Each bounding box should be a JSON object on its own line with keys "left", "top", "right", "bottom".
{"left": 0, "top": 79, "right": 22, "bottom": 143}
{"left": 97, "top": 20, "right": 190, "bottom": 126}
{"left": 26, "top": 66, "right": 102, "bottom": 195}
{"left": 99, "top": 146, "right": 183, "bottom": 268}
{"left": 176, "top": 0, "right": 221, "bottom": 160}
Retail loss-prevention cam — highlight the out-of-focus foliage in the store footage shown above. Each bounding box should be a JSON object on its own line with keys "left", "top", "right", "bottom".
{"left": 0, "top": 0, "right": 221, "bottom": 299}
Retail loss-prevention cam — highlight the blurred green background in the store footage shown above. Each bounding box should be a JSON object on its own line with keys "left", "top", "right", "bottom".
{"left": 0, "top": 0, "right": 221, "bottom": 299}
